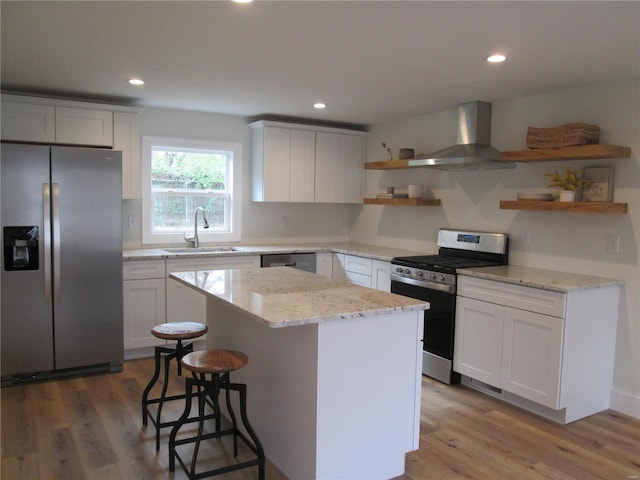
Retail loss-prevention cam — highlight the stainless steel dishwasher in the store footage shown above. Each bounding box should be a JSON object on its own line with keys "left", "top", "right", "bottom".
{"left": 260, "top": 253, "right": 316, "bottom": 273}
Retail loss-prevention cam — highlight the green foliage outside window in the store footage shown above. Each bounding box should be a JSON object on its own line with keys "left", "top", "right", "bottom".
{"left": 151, "top": 149, "right": 230, "bottom": 231}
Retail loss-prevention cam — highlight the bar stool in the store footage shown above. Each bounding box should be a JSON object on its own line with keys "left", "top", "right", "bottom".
{"left": 141, "top": 321, "right": 208, "bottom": 451}
{"left": 169, "top": 349, "right": 265, "bottom": 480}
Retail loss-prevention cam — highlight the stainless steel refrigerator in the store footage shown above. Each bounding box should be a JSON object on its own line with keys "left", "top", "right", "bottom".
{"left": 1, "top": 143, "right": 123, "bottom": 384}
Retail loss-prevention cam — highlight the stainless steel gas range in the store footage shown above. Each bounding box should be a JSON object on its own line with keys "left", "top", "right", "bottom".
{"left": 391, "top": 229, "right": 509, "bottom": 384}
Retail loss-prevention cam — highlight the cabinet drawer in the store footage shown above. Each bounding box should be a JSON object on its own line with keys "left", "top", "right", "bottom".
{"left": 458, "top": 276, "right": 566, "bottom": 318}
{"left": 167, "top": 255, "right": 260, "bottom": 273}
{"left": 344, "top": 271, "right": 372, "bottom": 288}
{"left": 123, "top": 260, "right": 166, "bottom": 280}
{"left": 343, "top": 255, "right": 372, "bottom": 276}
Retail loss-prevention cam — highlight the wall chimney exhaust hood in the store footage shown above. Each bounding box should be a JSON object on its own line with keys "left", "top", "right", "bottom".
{"left": 409, "top": 101, "right": 514, "bottom": 170}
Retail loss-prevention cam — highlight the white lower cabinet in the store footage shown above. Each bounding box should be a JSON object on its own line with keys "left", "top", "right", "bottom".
{"left": 123, "top": 260, "right": 166, "bottom": 350}
{"left": 123, "top": 256, "right": 260, "bottom": 356}
{"left": 455, "top": 296, "right": 562, "bottom": 408}
{"left": 315, "top": 252, "right": 333, "bottom": 278}
{"left": 332, "top": 253, "right": 390, "bottom": 292}
{"left": 454, "top": 274, "right": 620, "bottom": 423}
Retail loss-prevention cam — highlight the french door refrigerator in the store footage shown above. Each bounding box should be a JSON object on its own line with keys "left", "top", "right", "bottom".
{"left": 1, "top": 143, "right": 123, "bottom": 384}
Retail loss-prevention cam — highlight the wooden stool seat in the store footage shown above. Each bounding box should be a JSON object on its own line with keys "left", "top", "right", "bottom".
{"left": 169, "top": 349, "right": 265, "bottom": 480}
{"left": 141, "top": 322, "right": 208, "bottom": 451}
{"left": 151, "top": 322, "right": 208, "bottom": 340}
{"left": 181, "top": 349, "right": 248, "bottom": 374}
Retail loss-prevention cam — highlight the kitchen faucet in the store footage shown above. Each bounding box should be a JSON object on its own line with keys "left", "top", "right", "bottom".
{"left": 184, "top": 207, "right": 210, "bottom": 248}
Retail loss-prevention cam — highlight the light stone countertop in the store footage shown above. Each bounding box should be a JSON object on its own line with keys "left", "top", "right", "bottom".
{"left": 170, "top": 267, "right": 430, "bottom": 328}
{"left": 458, "top": 265, "right": 624, "bottom": 292}
{"left": 123, "top": 242, "right": 428, "bottom": 262}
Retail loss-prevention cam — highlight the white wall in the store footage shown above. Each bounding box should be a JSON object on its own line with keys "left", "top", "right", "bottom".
{"left": 351, "top": 80, "right": 640, "bottom": 418}
{"left": 122, "top": 107, "right": 351, "bottom": 249}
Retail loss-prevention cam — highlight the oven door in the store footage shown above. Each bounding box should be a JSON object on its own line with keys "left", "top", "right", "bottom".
{"left": 391, "top": 280, "right": 456, "bottom": 359}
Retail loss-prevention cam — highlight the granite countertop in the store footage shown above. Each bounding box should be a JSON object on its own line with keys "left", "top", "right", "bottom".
{"left": 458, "top": 265, "right": 624, "bottom": 292}
{"left": 170, "top": 267, "right": 429, "bottom": 328}
{"left": 123, "top": 242, "right": 428, "bottom": 262}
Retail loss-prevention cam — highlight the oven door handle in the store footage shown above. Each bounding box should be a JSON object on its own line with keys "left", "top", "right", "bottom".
{"left": 391, "top": 273, "right": 456, "bottom": 294}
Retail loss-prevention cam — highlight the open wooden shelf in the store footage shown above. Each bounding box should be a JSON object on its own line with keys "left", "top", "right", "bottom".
{"left": 365, "top": 145, "right": 631, "bottom": 169}
{"left": 499, "top": 200, "right": 628, "bottom": 213}
{"left": 364, "top": 160, "right": 416, "bottom": 170}
{"left": 499, "top": 144, "right": 631, "bottom": 163}
{"left": 364, "top": 197, "right": 442, "bottom": 206}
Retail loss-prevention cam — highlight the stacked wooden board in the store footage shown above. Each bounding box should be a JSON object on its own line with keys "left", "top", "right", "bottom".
{"left": 526, "top": 123, "right": 600, "bottom": 149}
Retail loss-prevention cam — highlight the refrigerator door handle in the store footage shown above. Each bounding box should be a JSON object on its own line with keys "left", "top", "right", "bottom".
{"left": 43, "top": 183, "right": 52, "bottom": 303}
{"left": 52, "top": 183, "right": 61, "bottom": 302}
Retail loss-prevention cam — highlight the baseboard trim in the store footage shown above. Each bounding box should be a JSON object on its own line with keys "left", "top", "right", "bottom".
{"left": 610, "top": 388, "right": 640, "bottom": 419}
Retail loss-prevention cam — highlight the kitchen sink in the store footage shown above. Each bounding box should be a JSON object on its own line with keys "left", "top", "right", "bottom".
{"left": 163, "top": 246, "right": 239, "bottom": 253}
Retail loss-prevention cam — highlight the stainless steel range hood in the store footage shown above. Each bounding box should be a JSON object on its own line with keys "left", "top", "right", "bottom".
{"left": 409, "top": 101, "right": 514, "bottom": 170}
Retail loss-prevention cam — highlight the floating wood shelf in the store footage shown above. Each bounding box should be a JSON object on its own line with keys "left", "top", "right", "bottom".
{"left": 365, "top": 145, "right": 631, "bottom": 169}
{"left": 499, "top": 200, "right": 628, "bottom": 213}
{"left": 500, "top": 144, "right": 631, "bottom": 162}
{"left": 364, "top": 197, "right": 442, "bottom": 206}
{"left": 364, "top": 160, "right": 416, "bottom": 170}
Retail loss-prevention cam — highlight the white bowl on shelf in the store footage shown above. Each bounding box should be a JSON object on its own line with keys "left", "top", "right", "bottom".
{"left": 517, "top": 191, "right": 553, "bottom": 201}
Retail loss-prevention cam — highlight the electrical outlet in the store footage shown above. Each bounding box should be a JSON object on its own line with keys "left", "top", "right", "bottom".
{"left": 521, "top": 229, "right": 531, "bottom": 245}
{"left": 280, "top": 216, "right": 288, "bottom": 228}
{"left": 127, "top": 216, "right": 135, "bottom": 230}
{"left": 607, "top": 234, "right": 620, "bottom": 253}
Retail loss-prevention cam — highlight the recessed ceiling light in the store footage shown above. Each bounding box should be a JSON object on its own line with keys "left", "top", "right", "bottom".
{"left": 128, "top": 78, "right": 145, "bottom": 86}
{"left": 486, "top": 54, "right": 506, "bottom": 63}
{"left": 314, "top": 102, "right": 327, "bottom": 109}
{"left": 232, "top": 0, "right": 253, "bottom": 3}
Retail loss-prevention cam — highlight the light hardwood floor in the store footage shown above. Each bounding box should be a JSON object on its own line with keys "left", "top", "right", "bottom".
{"left": 2, "top": 358, "right": 639, "bottom": 479}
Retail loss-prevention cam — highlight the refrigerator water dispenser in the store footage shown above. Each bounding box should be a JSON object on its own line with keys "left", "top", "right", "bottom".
{"left": 3, "top": 226, "right": 39, "bottom": 271}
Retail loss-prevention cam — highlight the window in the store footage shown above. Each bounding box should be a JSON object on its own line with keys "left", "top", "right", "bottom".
{"left": 142, "top": 136, "right": 241, "bottom": 245}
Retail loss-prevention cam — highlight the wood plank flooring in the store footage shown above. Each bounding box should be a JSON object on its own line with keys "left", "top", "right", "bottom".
{"left": 2, "top": 358, "right": 639, "bottom": 479}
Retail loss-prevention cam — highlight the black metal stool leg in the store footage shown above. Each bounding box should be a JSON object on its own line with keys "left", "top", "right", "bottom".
{"left": 234, "top": 382, "right": 266, "bottom": 480}
{"left": 223, "top": 373, "right": 240, "bottom": 457}
{"left": 141, "top": 345, "right": 162, "bottom": 426}
{"left": 169, "top": 376, "right": 195, "bottom": 472}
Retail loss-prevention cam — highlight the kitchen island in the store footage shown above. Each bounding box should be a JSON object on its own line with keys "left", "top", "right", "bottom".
{"left": 170, "top": 267, "right": 428, "bottom": 480}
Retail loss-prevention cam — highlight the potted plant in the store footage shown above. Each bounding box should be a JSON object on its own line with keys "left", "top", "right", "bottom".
{"left": 544, "top": 168, "right": 592, "bottom": 202}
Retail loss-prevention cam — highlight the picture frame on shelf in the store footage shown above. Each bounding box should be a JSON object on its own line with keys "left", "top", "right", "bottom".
{"left": 583, "top": 166, "right": 613, "bottom": 202}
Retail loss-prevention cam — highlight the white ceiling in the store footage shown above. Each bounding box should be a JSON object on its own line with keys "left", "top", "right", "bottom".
{"left": 2, "top": 1, "right": 639, "bottom": 126}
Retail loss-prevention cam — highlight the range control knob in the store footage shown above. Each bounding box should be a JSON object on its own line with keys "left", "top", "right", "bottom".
{"left": 404, "top": 268, "right": 411, "bottom": 275}
{"left": 395, "top": 267, "right": 403, "bottom": 273}
{"left": 415, "top": 271, "right": 424, "bottom": 278}
{"left": 435, "top": 274, "right": 445, "bottom": 282}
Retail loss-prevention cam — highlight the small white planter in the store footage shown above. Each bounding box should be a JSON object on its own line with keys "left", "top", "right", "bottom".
{"left": 559, "top": 190, "right": 576, "bottom": 202}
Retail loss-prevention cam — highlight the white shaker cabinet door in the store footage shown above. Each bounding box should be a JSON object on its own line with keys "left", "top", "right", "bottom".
{"left": 501, "top": 307, "right": 563, "bottom": 409}
{"left": 114, "top": 112, "right": 141, "bottom": 199}
{"left": 55, "top": 107, "right": 113, "bottom": 147}
{"left": 123, "top": 278, "right": 166, "bottom": 350}
{"left": 454, "top": 296, "right": 504, "bottom": 388}
{"left": 289, "top": 129, "right": 316, "bottom": 202}
{"left": 261, "top": 127, "right": 291, "bottom": 202}
{"left": 315, "top": 133, "right": 363, "bottom": 204}
{"left": 1, "top": 101, "right": 56, "bottom": 142}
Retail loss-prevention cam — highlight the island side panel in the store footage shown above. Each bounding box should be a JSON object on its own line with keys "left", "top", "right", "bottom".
{"left": 316, "top": 311, "right": 423, "bottom": 480}
{"left": 205, "top": 295, "right": 320, "bottom": 480}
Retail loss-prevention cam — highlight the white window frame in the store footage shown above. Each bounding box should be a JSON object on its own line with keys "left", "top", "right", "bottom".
{"left": 141, "top": 136, "right": 242, "bottom": 245}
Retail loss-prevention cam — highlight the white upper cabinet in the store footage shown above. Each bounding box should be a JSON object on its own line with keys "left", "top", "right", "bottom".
{"left": 290, "top": 129, "right": 316, "bottom": 202}
{"left": 315, "top": 132, "right": 364, "bottom": 204}
{"left": 55, "top": 107, "right": 113, "bottom": 146}
{"left": 1, "top": 95, "right": 141, "bottom": 199}
{"left": 1, "top": 102, "right": 56, "bottom": 143}
{"left": 250, "top": 120, "right": 366, "bottom": 204}
{"left": 113, "top": 112, "right": 141, "bottom": 199}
